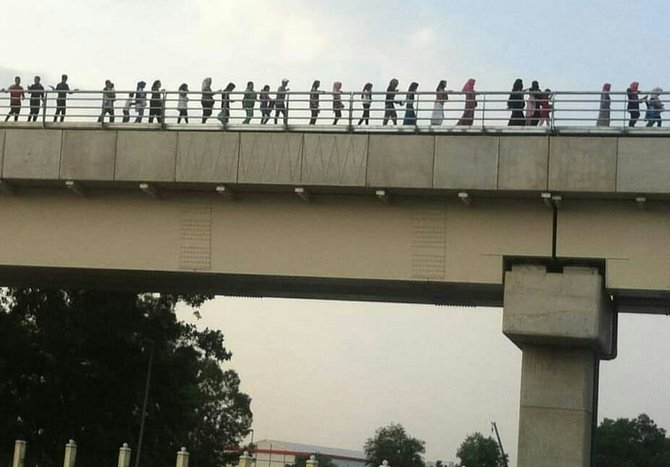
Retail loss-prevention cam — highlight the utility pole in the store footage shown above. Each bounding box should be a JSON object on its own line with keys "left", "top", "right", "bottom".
{"left": 491, "top": 421, "right": 509, "bottom": 467}
{"left": 134, "top": 339, "right": 155, "bottom": 467}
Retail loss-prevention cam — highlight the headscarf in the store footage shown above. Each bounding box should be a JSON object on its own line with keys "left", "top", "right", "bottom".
{"left": 333, "top": 81, "right": 342, "bottom": 92}
{"left": 462, "top": 79, "right": 476, "bottom": 92}
{"left": 602, "top": 83, "right": 611, "bottom": 92}
{"left": 651, "top": 87, "right": 663, "bottom": 97}
{"left": 629, "top": 81, "right": 639, "bottom": 91}
{"left": 202, "top": 78, "right": 212, "bottom": 91}
{"left": 512, "top": 79, "right": 523, "bottom": 92}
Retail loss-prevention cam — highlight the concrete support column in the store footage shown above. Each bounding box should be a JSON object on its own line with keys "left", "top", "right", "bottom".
{"left": 503, "top": 265, "right": 614, "bottom": 467}
{"left": 12, "top": 440, "right": 27, "bottom": 467}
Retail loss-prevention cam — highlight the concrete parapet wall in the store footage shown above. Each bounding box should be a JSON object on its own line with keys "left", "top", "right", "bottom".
{"left": 1, "top": 128, "right": 669, "bottom": 196}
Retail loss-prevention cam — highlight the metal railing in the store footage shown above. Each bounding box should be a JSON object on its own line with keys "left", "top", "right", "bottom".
{"left": 0, "top": 89, "right": 665, "bottom": 132}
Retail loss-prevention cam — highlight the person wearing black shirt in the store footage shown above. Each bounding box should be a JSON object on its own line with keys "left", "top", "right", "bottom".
{"left": 148, "top": 80, "right": 163, "bottom": 124}
{"left": 50, "top": 74, "right": 71, "bottom": 122}
{"left": 27, "top": 76, "right": 45, "bottom": 122}
{"left": 309, "top": 80, "right": 321, "bottom": 125}
{"left": 274, "top": 79, "right": 289, "bottom": 124}
{"left": 383, "top": 79, "right": 402, "bottom": 125}
{"left": 627, "top": 81, "right": 640, "bottom": 127}
{"left": 402, "top": 82, "right": 418, "bottom": 126}
{"left": 507, "top": 79, "right": 525, "bottom": 126}
{"left": 219, "top": 82, "right": 235, "bottom": 126}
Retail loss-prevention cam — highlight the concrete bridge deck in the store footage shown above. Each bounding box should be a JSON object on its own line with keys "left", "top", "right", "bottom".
{"left": 0, "top": 127, "right": 668, "bottom": 314}
{"left": 0, "top": 128, "right": 668, "bottom": 195}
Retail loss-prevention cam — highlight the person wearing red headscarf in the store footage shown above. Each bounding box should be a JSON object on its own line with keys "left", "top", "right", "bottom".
{"left": 456, "top": 78, "right": 477, "bottom": 126}
{"left": 597, "top": 83, "right": 612, "bottom": 127}
{"left": 627, "top": 81, "right": 641, "bottom": 127}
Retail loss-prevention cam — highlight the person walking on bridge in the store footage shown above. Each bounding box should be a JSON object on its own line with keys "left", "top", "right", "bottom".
{"left": 626, "top": 81, "right": 641, "bottom": 127}
{"left": 177, "top": 83, "right": 189, "bottom": 123}
{"left": 596, "top": 82, "right": 611, "bottom": 127}
{"left": 27, "top": 76, "right": 45, "bottom": 122}
{"left": 259, "top": 85, "right": 272, "bottom": 124}
{"left": 332, "top": 81, "right": 343, "bottom": 125}
{"left": 148, "top": 80, "right": 164, "bottom": 124}
{"left": 403, "top": 82, "right": 419, "bottom": 126}
{"left": 50, "top": 74, "right": 74, "bottom": 122}
{"left": 644, "top": 87, "right": 664, "bottom": 127}
{"left": 383, "top": 79, "right": 402, "bottom": 125}
{"left": 431, "top": 80, "right": 449, "bottom": 125}
{"left": 219, "top": 82, "right": 235, "bottom": 126}
{"left": 134, "top": 81, "right": 147, "bottom": 123}
{"left": 3, "top": 76, "right": 24, "bottom": 122}
{"left": 358, "top": 82, "right": 373, "bottom": 125}
{"left": 274, "top": 79, "right": 289, "bottom": 125}
{"left": 242, "top": 81, "right": 257, "bottom": 124}
{"left": 456, "top": 78, "right": 477, "bottom": 126}
{"left": 98, "top": 80, "right": 116, "bottom": 123}
{"left": 507, "top": 79, "right": 525, "bottom": 126}
{"left": 201, "top": 77, "right": 214, "bottom": 123}
{"left": 309, "top": 80, "right": 322, "bottom": 124}
{"left": 122, "top": 92, "right": 135, "bottom": 123}
{"left": 525, "top": 80, "right": 541, "bottom": 126}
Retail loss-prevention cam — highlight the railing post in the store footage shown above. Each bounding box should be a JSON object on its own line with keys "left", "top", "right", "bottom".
{"left": 117, "top": 443, "right": 132, "bottom": 467}
{"left": 306, "top": 454, "right": 318, "bottom": 467}
{"left": 414, "top": 93, "right": 419, "bottom": 131}
{"left": 63, "top": 439, "right": 77, "bottom": 467}
{"left": 551, "top": 93, "right": 556, "bottom": 131}
{"left": 284, "top": 94, "right": 289, "bottom": 131}
{"left": 175, "top": 447, "right": 189, "bottom": 467}
{"left": 161, "top": 91, "right": 167, "bottom": 130}
{"left": 12, "top": 440, "right": 27, "bottom": 467}
{"left": 347, "top": 92, "right": 353, "bottom": 132}
{"left": 42, "top": 90, "right": 48, "bottom": 127}
{"left": 238, "top": 451, "right": 254, "bottom": 467}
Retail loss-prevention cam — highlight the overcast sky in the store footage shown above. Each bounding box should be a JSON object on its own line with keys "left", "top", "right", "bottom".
{"left": 3, "top": 1, "right": 670, "bottom": 465}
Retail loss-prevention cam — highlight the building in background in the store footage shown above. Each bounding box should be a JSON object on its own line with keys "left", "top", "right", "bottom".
{"left": 251, "top": 439, "right": 367, "bottom": 467}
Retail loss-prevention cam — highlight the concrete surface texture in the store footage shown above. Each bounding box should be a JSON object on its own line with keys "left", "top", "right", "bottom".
{"left": 3, "top": 129, "right": 670, "bottom": 195}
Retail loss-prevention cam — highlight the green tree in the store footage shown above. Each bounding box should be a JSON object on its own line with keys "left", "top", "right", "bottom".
{"left": 456, "top": 432, "right": 506, "bottom": 467}
{"left": 364, "top": 423, "right": 425, "bottom": 467}
{"left": 291, "top": 453, "right": 338, "bottom": 467}
{"left": 595, "top": 413, "right": 670, "bottom": 467}
{"left": 0, "top": 289, "right": 252, "bottom": 467}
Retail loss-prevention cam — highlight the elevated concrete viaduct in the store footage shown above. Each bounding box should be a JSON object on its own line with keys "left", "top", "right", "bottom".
{"left": 0, "top": 126, "right": 669, "bottom": 467}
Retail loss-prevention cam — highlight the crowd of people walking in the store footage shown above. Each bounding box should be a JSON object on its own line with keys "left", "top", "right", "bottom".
{"left": 1, "top": 74, "right": 665, "bottom": 128}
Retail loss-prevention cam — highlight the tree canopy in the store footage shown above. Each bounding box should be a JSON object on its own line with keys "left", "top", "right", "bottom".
{"left": 0, "top": 289, "right": 252, "bottom": 467}
{"left": 595, "top": 413, "right": 670, "bottom": 467}
{"left": 456, "top": 432, "right": 507, "bottom": 467}
{"left": 364, "top": 423, "right": 425, "bottom": 467}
